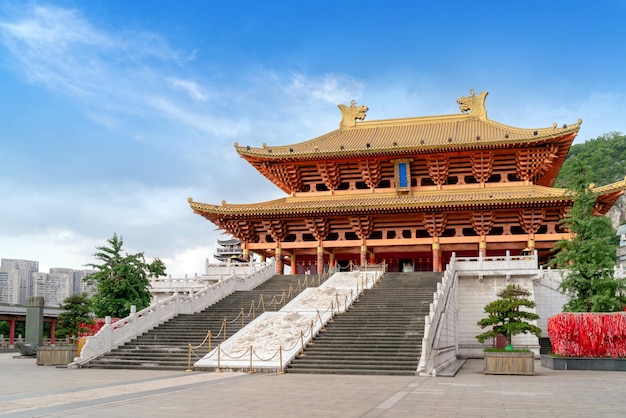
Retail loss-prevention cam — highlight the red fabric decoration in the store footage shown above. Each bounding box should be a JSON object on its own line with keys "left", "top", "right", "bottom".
{"left": 548, "top": 312, "right": 626, "bottom": 357}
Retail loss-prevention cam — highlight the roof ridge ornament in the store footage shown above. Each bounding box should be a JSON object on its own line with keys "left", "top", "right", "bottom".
{"left": 338, "top": 100, "right": 368, "bottom": 129}
{"left": 457, "top": 89, "right": 488, "bottom": 120}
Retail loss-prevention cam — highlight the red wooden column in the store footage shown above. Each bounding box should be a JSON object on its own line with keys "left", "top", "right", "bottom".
{"left": 360, "top": 244, "right": 367, "bottom": 267}
{"left": 50, "top": 320, "right": 56, "bottom": 345}
{"left": 316, "top": 246, "right": 324, "bottom": 274}
{"left": 9, "top": 319, "right": 15, "bottom": 346}
{"left": 432, "top": 241, "right": 442, "bottom": 272}
{"left": 275, "top": 247, "right": 283, "bottom": 274}
{"left": 290, "top": 253, "right": 297, "bottom": 275}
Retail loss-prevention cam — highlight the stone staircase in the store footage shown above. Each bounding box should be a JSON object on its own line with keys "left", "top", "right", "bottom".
{"left": 285, "top": 272, "right": 442, "bottom": 376}
{"left": 84, "top": 274, "right": 319, "bottom": 370}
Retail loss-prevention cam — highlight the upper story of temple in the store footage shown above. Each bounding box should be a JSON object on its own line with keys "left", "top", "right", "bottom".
{"left": 233, "top": 90, "right": 581, "bottom": 195}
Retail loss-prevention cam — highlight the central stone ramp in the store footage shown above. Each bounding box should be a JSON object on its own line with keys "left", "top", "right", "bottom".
{"left": 84, "top": 274, "right": 317, "bottom": 370}
{"left": 286, "top": 272, "right": 442, "bottom": 376}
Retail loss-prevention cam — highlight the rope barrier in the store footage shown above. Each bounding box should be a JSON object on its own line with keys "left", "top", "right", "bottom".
{"left": 317, "top": 310, "right": 326, "bottom": 332}
{"left": 183, "top": 271, "right": 386, "bottom": 373}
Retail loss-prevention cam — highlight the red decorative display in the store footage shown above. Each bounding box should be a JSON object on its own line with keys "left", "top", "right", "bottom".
{"left": 78, "top": 318, "right": 118, "bottom": 337}
{"left": 548, "top": 312, "right": 626, "bottom": 357}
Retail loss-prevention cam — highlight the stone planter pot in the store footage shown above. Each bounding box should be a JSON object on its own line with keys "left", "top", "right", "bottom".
{"left": 36, "top": 346, "right": 78, "bottom": 366}
{"left": 484, "top": 351, "right": 535, "bottom": 375}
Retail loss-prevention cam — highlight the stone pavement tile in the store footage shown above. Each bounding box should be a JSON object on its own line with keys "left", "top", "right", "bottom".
{"left": 5, "top": 354, "right": 626, "bottom": 417}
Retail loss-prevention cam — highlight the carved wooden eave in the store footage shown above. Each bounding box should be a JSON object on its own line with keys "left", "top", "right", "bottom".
{"left": 470, "top": 211, "right": 495, "bottom": 236}
{"left": 305, "top": 217, "right": 330, "bottom": 241}
{"left": 423, "top": 213, "right": 447, "bottom": 238}
{"left": 518, "top": 208, "right": 547, "bottom": 234}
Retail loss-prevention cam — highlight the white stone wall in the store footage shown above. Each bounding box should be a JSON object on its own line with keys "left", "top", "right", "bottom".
{"left": 457, "top": 274, "right": 540, "bottom": 358}
{"left": 533, "top": 279, "right": 569, "bottom": 337}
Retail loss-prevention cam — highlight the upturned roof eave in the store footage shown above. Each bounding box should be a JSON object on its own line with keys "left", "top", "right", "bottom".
{"left": 234, "top": 116, "right": 582, "bottom": 161}
{"left": 188, "top": 185, "right": 579, "bottom": 219}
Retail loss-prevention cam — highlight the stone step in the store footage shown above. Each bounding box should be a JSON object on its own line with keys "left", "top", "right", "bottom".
{"left": 285, "top": 271, "right": 441, "bottom": 376}
{"left": 85, "top": 274, "right": 319, "bottom": 370}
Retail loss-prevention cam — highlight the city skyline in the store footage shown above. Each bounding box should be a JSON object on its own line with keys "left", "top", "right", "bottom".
{"left": 1, "top": 1, "right": 626, "bottom": 276}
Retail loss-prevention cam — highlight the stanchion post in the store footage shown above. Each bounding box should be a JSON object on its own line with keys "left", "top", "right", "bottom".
{"left": 279, "top": 346, "right": 285, "bottom": 374}
{"left": 185, "top": 343, "right": 193, "bottom": 372}
{"left": 309, "top": 321, "right": 315, "bottom": 345}
{"left": 248, "top": 345, "right": 254, "bottom": 374}
{"left": 216, "top": 344, "right": 222, "bottom": 373}
{"left": 299, "top": 331, "right": 306, "bottom": 357}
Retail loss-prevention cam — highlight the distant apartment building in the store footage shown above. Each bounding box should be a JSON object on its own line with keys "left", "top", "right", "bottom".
{"left": 0, "top": 259, "right": 38, "bottom": 304}
{"left": 74, "top": 269, "right": 97, "bottom": 297}
{"left": 0, "top": 259, "right": 95, "bottom": 307}
{"left": 0, "top": 270, "right": 9, "bottom": 303}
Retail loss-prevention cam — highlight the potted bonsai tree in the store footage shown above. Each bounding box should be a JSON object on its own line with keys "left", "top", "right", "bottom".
{"left": 476, "top": 283, "right": 542, "bottom": 375}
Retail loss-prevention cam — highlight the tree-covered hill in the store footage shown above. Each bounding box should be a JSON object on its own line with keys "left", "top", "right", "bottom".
{"left": 555, "top": 132, "right": 626, "bottom": 188}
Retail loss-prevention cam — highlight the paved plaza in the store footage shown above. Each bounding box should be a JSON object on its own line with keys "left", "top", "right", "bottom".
{"left": 1, "top": 352, "right": 625, "bottom": 417}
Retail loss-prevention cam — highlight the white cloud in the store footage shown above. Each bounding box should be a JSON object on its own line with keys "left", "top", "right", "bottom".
{"left": 287, "top": 72, "right": 364, "bottom": 105}
{"left": 168, "top": 77, "right": 208, "bottom": 101}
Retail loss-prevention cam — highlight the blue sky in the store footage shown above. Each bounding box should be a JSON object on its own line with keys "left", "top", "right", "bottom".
{"left": 1, "top": 1, "right": 625, "bottom": 276}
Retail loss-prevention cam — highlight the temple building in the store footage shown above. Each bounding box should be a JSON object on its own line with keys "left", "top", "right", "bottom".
{"left": 213, "top": 238, "right": 246, "bottom": 263}
{"left": 189, "top": 90, "right": 626, "bottom": 275}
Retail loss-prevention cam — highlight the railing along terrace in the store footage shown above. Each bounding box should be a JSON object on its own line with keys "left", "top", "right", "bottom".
{"left": 417, "top": 253, "right": 459, "bottom": 377}
{"left": 455, "top": 250, "right": 538, "bottom": 271}
{"left": 150, "top": 262, "right": 270, "bottom": 294}
{"left": 71, "top": 260, "right": 276, "bottom": 367}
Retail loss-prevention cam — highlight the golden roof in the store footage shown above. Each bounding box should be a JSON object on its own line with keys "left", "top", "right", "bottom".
{"left": 235, "top": 90, "right": 582, "bottom": 160}
{"left": 189, "top": 186, "right": 562, "bottom": 219}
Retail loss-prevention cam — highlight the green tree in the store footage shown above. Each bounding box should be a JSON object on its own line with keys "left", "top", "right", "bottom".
{"left": 476, "top": 284, "right": 542, "bottom": 347}
{"left": 555, "top": 132, "right": 626, "bottom": 188}
{"left": 55, "top": 293, "right": 94, "bottom": 342}
{"left": 84, "top": 233, "right": 166, "bottom": 318}
{"left": 550, "top": 159, "right": 624, "bottom": 312}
